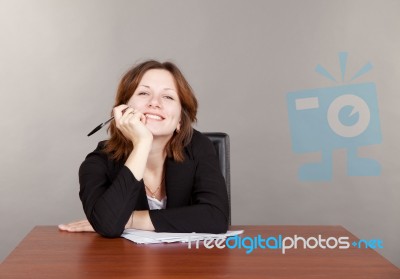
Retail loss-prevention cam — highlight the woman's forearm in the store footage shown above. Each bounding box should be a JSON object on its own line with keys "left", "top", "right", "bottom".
{"left": 124, "top": 140, "right": 152, "bottom": 180}
{"left": 125, "top": 210, "right": 155, "bottom": 231}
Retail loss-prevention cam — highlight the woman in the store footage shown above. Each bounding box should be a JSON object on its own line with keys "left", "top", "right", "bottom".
{"left": 59, "top": 60, "right": 229, "bottom": 237}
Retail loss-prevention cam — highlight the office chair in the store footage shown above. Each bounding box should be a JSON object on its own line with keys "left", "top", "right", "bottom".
{"left": 203, "top": 132, "right": 231, "bottom": 225}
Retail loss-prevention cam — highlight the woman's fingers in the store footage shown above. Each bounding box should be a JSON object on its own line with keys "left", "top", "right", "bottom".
{"left": 66, "top": 224, "right": 93, "bottom": 232}
{"left": 58, "top": 220, "right": 95, "bottom": 232}
{"left": 113, "top": 104, "right": 130, "bottom": 121}
{"left": 121, "top": 109, "right": 138, "bottom": 125}
{"left": 139, "top": 113, "right": 147, "bottom": 123}
{"left": 114, "top": 105, "right": 151, "bottom": 144}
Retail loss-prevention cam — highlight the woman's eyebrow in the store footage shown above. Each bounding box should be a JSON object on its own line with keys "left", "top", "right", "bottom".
{"left": 164, "top": 88, "right": 176, "bottom": 92}
{"left": 138, "top": 85, "right": 176, "bottom": 92}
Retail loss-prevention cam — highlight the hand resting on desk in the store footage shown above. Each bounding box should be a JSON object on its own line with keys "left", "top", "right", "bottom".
{"left": 59, "top": 211, "right": 154, "bottom": 233}
{"left": 58, "top": 220, "right": 95, "bottom": 232}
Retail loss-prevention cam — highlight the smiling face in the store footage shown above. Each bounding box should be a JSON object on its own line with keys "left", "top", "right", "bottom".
{"left": 127, "top": 69, "right": 182, "bottom": 139}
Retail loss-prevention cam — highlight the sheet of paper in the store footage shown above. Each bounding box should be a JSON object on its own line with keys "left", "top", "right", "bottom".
{"left": 121, "top": 229, "right": 244, "bottom": 244}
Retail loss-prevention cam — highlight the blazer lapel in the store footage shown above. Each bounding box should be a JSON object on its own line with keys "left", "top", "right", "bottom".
{"left": 165, "top": 157, "right": 195, "bottom": 208}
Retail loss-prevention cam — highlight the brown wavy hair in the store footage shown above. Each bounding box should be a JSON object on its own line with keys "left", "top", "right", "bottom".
{"left": 103, "top": 60, "right": 198, "bottom": 162}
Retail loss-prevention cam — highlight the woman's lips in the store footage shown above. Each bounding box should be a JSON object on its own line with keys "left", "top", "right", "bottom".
{"left": 145, "top": 113, "right": 164, "bottom": 120}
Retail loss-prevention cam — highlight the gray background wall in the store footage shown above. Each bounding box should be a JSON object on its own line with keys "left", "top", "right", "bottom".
{"left": 1, "top": 0, "right": 399, "bottom": 268}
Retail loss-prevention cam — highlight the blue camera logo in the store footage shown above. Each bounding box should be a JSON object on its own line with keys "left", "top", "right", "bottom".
{"left": 287, "top": 53, "right": 382, "bottom": 181}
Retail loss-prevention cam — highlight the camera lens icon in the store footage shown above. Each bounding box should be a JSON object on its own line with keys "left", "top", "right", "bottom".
{"left": 287, "top": 82, "right": 382, "bottom": 181}
{"left": 327, "top": 94, "right": 370, "bottom": 138}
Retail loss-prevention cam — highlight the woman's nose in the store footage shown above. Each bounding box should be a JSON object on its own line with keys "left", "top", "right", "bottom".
{"left": 147, "top": 95, "right": 161, "bottom": 108}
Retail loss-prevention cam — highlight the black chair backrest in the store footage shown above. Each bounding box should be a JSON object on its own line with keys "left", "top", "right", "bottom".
{"left": 203, "top": 132, "right": 231, "bottom": 225}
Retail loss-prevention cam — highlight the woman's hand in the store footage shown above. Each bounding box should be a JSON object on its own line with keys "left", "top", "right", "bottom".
{"left": 113, "top": 105, "right": 153, "bottom": 146}
{"left": 114, "top": 105, "right": 153, "bottom": 180}
{"left": 58, "top": 220, "right": 95, "bottom": 232}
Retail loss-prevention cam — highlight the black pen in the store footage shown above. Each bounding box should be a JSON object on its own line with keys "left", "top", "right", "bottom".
{"left": 87, "top": 107, "right": 130, "bottom": 137}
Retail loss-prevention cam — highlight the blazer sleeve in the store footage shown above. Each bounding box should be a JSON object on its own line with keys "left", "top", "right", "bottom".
{"left": 79, "top": 146, "right": 146, "bottom": 238}
{"left": 149, "top": 132, "right": 230, "bottom": 233}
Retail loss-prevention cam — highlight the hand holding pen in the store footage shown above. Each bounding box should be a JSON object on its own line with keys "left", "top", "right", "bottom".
{"left": 113, "top": 105, "right": 152, "bottom": 145}
{"left": 87, "top": 106, "right": 151, "bottom": 145}
{"left": 87, "top": 106, "right": 130, "bottom": 136}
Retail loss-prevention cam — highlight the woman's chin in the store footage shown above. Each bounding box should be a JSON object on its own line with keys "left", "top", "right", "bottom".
{"left": 146, "top": 125, "right": 175, "bottom": 137}
{"left": 147, "top": 129, "right": 174, "bottom": 139}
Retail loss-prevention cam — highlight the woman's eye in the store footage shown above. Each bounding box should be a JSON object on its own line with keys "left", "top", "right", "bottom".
{"left": 163, "top": 95, "right": 174, "bottom": 100}
{"left": 138, "top": 92, "right": 149, "bottom": 96}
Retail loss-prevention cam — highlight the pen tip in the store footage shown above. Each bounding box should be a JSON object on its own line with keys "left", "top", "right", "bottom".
{"left": 87, "top": 124, "right": 103, "bottom": 137}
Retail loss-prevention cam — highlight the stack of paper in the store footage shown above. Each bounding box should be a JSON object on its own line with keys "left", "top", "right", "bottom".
{"left": 121, "top": 229, "right": 244, "bottom": 244}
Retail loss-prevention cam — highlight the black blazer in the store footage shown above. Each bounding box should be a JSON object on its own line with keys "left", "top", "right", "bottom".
{"left": 79, "top": 129, "right": 230, "bottom": 237}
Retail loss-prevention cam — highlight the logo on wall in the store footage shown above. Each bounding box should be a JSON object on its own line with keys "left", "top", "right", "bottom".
{"left": 287, "top": 52, "right": 382, "bottom": 181}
